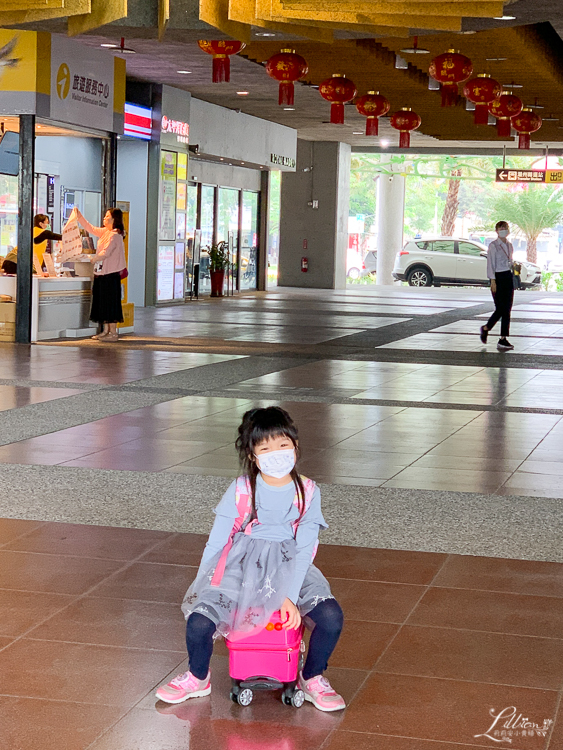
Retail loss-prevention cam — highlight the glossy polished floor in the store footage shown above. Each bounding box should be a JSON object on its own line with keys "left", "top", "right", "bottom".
{"left": 2, "top": 285, "right": 563, "bottom": 749}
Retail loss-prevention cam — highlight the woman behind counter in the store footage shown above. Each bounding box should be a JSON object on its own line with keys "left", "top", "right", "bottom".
{"left": 33, "top": 214, "right": 62, "bottom": 271}
{"left": 70, "top": 207, "right": 127, "bottom": 343}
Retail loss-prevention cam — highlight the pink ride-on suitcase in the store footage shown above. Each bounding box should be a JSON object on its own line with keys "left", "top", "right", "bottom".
{"left": 226, "top": 610, "right": 306, "bottom": 708}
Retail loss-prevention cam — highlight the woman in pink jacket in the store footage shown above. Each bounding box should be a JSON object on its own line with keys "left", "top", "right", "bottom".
{"left": 71, "top": 207, "right": 127, "bottom": 342}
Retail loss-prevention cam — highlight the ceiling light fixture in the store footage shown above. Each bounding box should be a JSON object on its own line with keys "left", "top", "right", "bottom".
{"left": 494, "top": 15, "right": 516, "bottom": 20}
{"left": 237, "top": 91, "right": 249, "bottom": 96}
{"left": 528, "top": 98, "right": 545, "bottom": 110}
{"left": 283, "top": 107, "right": 295, "bottom": 111}
{"left": 380, "top": 139, "right": 389, "bottom": 147}
{"left": 400, "top": 36, "right": 429, "bottom": 54}
{"left": 100, "top": 43, "right": 118, "bottom": 48}
{"left": 177, "top": 70, "right": 192, "bottom": 74}
{"left": 353, "top": 131, "right": 363, "bottom": 134}
{"left": 255, "top": 32, "right": 276, "bottom": 36}
{"left": 486, "top": 57, "right": 507, "bottom": 62}
{"left": 503, "top": 82, "right": 523, "bottom": 88}
{"left": 543, "top": 114, "right": 559, "bottom": 122}
{"left": 116, "top": 37, "right": 135, "bottom": 54}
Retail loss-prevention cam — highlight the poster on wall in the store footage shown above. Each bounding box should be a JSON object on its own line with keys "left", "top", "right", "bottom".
{"left": 176, "top": 182, "right": 187, "bottom": 211}
{"left": 159, "top": 151, "right": 177, "bottom": 241}
{"left": 177, "top": 152, "right": 188, "bottom": 181}
{"left": 174, "top": 272, "right": 184, "bottom": 300}
{"left": 175, "top": 241, "right": 185, "bottom": 270}
{"left": 157, "top": 245, "right": 175, "bottom": 300}
{"left": 176, "top": 213, "right": 186, "bottom": 240}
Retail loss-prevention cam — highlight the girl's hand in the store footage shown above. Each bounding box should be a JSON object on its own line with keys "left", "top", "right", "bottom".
{"left": 490, "top": 279, "right": 497, "bottom": 293}
{"left": 281, "top": 597, "right": 301, "bottom": 630}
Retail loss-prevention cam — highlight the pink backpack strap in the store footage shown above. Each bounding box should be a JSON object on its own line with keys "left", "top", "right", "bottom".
{"left": 210, "top": 476, "right": 252, "bottom": 587}
{"left": 292, "top": 476, "right": 319, "bottom": 562}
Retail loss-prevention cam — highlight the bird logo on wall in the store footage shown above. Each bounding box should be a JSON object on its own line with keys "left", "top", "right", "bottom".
{"left": 0, "top": 37, "right": 20, "bottom": 82}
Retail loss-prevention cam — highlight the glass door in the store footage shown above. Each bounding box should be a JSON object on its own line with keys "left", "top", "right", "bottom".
{"left": 241, "top": 191, "right": 259, "bottom": 290}
{"left": 185, "top": 183, "right": 198, "bottom": 298}
{"left": 199, "top": 185, "right": 215, "bottom": 295}
{"left": 218, "top": 187, "right": 239, "bottom": 294}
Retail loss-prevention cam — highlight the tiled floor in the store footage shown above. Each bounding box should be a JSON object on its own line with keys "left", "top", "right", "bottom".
{"left": 2, "top": 285, "right": 563, "bottom": 747}
{"left": 1, "top": 518, "right": 562, "bottom": 750}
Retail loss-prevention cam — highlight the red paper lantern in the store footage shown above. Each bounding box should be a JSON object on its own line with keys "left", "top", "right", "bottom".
{"left": 488, "top": 93, "right": 523, "bottom": 138}
{"left": 355, "top": 91, "right": 390, "bottom": 136}
{"left": 463, "top": 73, "right": 502, "bottom": 125}
{"left": 429, "top": 49, "right": 473, "bottom": 107}
{"left": 390, "top": 108, "right": 421, "bottom": 148}
{"left": 319, "top": 74, "right": 357, "bottom": 124}
{"left": 512, "top": 108, "right": 542, "bottom": 150}
{"left": 265, "top": 49, "right": 308, "bottom": 106}
{"left": 197, "top": 40, "right": 246, "bottom": 83}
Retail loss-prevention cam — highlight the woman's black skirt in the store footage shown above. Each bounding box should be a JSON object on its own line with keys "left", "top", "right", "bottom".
{"left": 90, "top": 272, "right": 123, "bottom": 324}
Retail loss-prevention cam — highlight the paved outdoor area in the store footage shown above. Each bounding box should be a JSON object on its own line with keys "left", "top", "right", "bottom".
{"left": 1, "top": 285, "right": 563, "bottom": 749}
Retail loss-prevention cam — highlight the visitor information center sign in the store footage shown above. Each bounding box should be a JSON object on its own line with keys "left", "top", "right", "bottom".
{"left": 496, "top": 168, "right": 563, "bottom": 184}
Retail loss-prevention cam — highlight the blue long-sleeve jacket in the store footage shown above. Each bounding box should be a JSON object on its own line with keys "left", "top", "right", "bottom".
{"left": 198, "top": 474, "right": 327, "bottom": 604}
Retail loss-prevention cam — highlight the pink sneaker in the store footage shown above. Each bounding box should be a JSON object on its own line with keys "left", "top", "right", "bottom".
{"left": 155, "top": 671, "right": 211, "bottom": 704}
{"left": 298, "top": 671, "right": 346, "bottom": 712}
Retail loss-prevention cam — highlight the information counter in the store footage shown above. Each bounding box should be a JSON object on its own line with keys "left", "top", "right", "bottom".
{"left": 0, "top": 275, "right": 95, "bottom": 341}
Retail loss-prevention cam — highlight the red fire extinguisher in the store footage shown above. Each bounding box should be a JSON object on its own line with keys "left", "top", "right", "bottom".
{"left": 301, "top": 257, "right": 308, "bottom": 272}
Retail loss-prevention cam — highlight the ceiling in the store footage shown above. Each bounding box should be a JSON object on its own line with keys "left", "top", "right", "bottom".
{"left": 10, "top": 1, "right": 563, "bottom": 150}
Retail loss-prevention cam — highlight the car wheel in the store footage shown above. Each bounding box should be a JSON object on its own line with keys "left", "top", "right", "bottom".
{"left": 347, "top": 267, "right": 361, "bottom": 280}
{"left": 407, "top": 266, "right": 432, "bottom": 287}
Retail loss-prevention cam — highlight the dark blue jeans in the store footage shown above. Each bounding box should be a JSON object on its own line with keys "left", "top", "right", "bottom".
{"left": 186, "top": 598, "right": 344, "bottom": 681}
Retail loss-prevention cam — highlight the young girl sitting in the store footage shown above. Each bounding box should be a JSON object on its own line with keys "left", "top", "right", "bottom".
{"left": 156, "top": 406, "right": 345, "bottom": 712}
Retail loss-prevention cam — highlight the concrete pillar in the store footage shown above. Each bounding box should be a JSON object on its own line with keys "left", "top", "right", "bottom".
{"left": 278, "top": 140, "right": 351, "bottom": 289}
{"left": 376, "top": 171, "right": 405, "bottom": 286}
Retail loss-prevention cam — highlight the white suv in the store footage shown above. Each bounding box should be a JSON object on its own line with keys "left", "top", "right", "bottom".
{"left": 392, "top": 237, "right": 541, "bottom": 288}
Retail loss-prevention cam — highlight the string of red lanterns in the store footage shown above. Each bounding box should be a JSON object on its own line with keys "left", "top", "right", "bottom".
{"left": 195, "top": 41, "right": 546, "bottom": 151}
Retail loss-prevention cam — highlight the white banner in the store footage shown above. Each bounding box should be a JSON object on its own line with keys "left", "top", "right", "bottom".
{"left": 58, "top": 217, "right": 83, "bottom": 263}
{"left": 50, "top": 36, "right": 116, "bottom": 132}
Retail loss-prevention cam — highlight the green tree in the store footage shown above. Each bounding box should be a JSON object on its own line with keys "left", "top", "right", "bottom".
{"left": 492, "top": 185, "right": 563, "bottom": 263}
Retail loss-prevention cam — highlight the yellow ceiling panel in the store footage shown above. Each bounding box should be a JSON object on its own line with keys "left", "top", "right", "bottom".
{"left": 68, "top": 0, "right": 127, "bottom": 35}
{"left": 227, "top": 0, "right": 334, "bottom": 42}
{"left": 281, "top": 0, "right": 504, "bottom": 17}
{"left": 200, "top": 0, "right": 252, "bottom": 41}
{"left": 257, "top": 0, "right": 464, "bottom": 30}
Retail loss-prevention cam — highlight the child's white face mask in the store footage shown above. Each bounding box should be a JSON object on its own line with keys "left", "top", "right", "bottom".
{"left": 498, "top": 229, "right": 509, "bottom": 238}
{"left": 255, "top": 448, "right": 295, "bottom": 478}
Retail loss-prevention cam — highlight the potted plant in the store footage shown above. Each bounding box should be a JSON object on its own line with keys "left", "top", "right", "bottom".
{"left": 206, "top": 241, "right": 230, "bottom": 297}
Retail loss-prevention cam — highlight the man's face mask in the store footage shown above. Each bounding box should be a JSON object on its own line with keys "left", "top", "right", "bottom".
{"left": 498, "top": 229, "right": 509, "bottom": 239}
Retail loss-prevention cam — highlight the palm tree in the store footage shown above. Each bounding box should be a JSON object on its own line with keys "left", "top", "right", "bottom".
{"left": 441, "top": 169, "right": 462, "bottom": 235}
{"left": 493, "top": 185, "right": 563, "bottom": 263}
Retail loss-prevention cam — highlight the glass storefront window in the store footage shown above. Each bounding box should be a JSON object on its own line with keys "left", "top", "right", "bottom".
{"left": 0, "top": 174, "right": 18, "bottom": 259}
{"left": 199, "top": 185, "right": 215, "bottom": 294}
{"left": 241, "top": 191, "right": 259, "bottom": 290}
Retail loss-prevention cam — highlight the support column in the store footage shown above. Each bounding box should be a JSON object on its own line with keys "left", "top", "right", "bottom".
{"left": 101, "top": 133, "right": 118, "bottom": 215}
{"left": 278, "top": 140, "right": 350, "bottom": 289}
{"left": 15, "top": 114, "right": 35, "bottom": 345}
{"left": 376, "top": 171, "right": 405, "bottom": 286}
{"left": 257, "top": 169, "right": 270, "bottom": 292}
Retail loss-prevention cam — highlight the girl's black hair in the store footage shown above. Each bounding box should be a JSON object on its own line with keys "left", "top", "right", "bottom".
{"left": 108, "top": 207, "right": 125, "bottom": 235}
{"left": 235, "top": 406, "right": 305, "bottom": 521}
